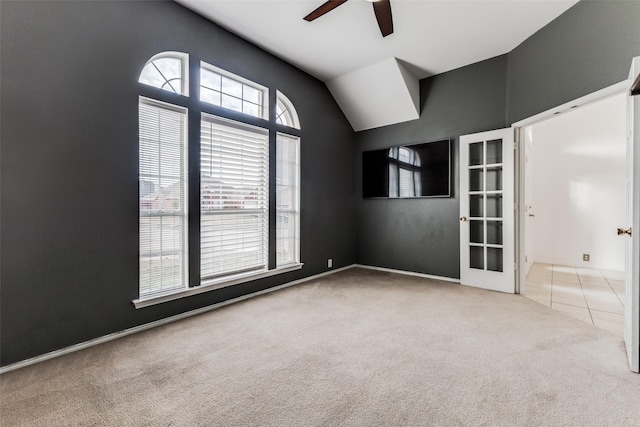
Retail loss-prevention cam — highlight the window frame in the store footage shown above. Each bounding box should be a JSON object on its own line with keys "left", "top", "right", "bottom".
{"left": 134, "top": 52, "right": 302, "bottom": 308}
{"left": 138, "top": 97, "right": 189, "bottom": 298}
{"left": 200, "top": 61, "right": 269, "bottom": 120}
{"left": 276, "top": 132, "right": 301, "bottom": 267}
{"left": 139, "top": 52, "right": 189, "bottom": 96}
{"left": 275, "top": 90, "right": 301, "bottom": 129}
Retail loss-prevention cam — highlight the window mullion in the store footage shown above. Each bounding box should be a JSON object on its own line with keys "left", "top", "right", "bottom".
{"left": 188, "top": 55, "right": 201, "bottom": 288}
{"left": 268, "top": 88, "right": 277, "bottom": 269}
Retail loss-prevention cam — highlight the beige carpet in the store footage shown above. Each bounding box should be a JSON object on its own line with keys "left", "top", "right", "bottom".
{"left": 2, "top": 268, "right": 640, "bottom": 426}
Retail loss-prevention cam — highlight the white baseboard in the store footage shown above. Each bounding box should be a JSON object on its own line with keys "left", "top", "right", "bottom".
{"left": 533, "top": 258, "right": 625, "bottom": 272}
{"left": 0, "top": 264, "right": 356, "bottom": 375}
{"left": 354, "top": 264, "right": 460, "bottom": 284}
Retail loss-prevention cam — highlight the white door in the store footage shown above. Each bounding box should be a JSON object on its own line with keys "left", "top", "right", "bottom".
{"left": 460, "top": 128, "right": 515, "bottom": 293}
{"left": 524, "top": 127, "right": 535, "bottom": 277}
{"left": 624, "top": 57, "right": 639, "bottom": 373}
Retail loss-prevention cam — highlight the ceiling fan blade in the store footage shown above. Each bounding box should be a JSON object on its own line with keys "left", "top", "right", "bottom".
{"left": 304, "top": 0, "right": 349, "bottom": 22}
{"left": 372, "top": 0, "right": 393, "bottom": 37}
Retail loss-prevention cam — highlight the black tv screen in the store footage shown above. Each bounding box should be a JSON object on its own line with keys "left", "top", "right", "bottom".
{"left": 362, "top": 139, "right": 451, "bottom": 199}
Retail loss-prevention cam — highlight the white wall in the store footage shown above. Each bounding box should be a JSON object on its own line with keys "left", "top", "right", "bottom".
{"left": 531, "top": 92, "right": 627, "bottom": 271}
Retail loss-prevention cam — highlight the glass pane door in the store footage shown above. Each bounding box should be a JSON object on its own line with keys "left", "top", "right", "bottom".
{"left": 459, "top": 127, "right": 514, "bottom": 293}
{"left": 468, "top": 138, "right": 504, "bottom": 272}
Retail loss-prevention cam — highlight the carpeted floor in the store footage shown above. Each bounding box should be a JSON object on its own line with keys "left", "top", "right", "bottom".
{"left": 2, "top": 268, "right": 640, "bottom": 426}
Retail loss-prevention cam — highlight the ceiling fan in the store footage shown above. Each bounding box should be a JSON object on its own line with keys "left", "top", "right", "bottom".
{"left": 304, "top": 0, "right": 393, "bottom": 38}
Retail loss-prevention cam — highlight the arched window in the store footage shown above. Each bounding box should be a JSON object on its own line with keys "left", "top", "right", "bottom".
{"left": 275, "top": 91, "right": 300, "bottom": 129}
{"left": 136, "top": 52, "right": 301, "bottom": 305}
{"left": 139, "top": 52, "right": 189, "bottom": 96}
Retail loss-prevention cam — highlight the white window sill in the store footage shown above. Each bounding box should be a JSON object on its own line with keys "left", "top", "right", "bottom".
{"left": 132, "top": 263, "right": 304, "bottom": 309}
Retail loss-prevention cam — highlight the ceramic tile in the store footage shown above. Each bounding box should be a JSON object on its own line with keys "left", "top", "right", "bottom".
{"left": 527, "top": 279, "right": 552, "bottom": 287}
{"left": 527, "top": 279, "right": 551, "bottom": 289}
{"left": 552, "top": 302, "right": 591, "bottom": 317}
{"left": 585, "top": 301, "right": 624, "bottom": 314}
{"left": 554, "top": 283, "right": 582, "bottom": 290}
{"left": 552, "top": 265, "right": 577, "bottom": 274}
{"left": 553, "top": 288, "right": 585, "bottom": 299}
{"left": 552, "top": 278, "right": 581, "bottom": 286}
{"left": 531, "top": 263, "right": 553, "bottom": 272}
{"left": 582, "top": 287, "right": 616, "bottom": 299}
{"left": 576, "top": 268, "right": 604, "bottom": 279}
{"left": 601, "top": 270, "right": 626, "bottom": 281}
{"left": 526, "top": 292, "right": 551, "bottom": 302}
{"left": 589, "top": 309, "right": 624, "bottom": 323}
{"left": 608, "top": 280, "right": 625, "bottom": 291}
{"left": 526, "top": 264, "right": 628, "bottom": 335}
{"left": 584, "top": 294, "right": 622, "bottom": 305}
{"left": 551, "top": 295, "right": 588, "bottom": 308}
{"left": 612, "top": 290, "right": 626, "bottom": 302}
{"left": 579, "top": 279, "right": 610, "bottom": 288}
{"left": 524, "top": 295, "right": 551, "bottom": 308}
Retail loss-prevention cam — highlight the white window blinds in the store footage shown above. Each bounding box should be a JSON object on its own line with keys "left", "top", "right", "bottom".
{"left": 276, "top": 133, "right": 300, "bottom": 266}
{"left": 139, "top": 98, "right": 188, "bottom": 297}
{"left": 200, "top": 114, "right": 269, "bottom": 279}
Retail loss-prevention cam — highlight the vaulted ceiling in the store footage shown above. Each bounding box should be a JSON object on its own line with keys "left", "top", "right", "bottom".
{"left": 177, "top": 0, "right": 580, "bottom": 130}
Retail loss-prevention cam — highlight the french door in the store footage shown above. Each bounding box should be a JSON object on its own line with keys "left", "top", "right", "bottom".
{"left": 624, "top": 57, "right": 639, "bottom": 373}
{"left": 459, "top": 128, "right": 515, "bottom": 293}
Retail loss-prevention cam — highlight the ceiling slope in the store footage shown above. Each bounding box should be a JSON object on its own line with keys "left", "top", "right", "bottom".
{"left": 327, "top": 57, "right": 419, "bottom": 131}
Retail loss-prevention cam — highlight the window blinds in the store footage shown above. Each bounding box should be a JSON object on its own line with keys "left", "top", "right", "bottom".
{"left": 139, "top": 98, "right": 188, "bottom": 296}
{"left": 200, "top": 114, "right": 269, "bottom": 279}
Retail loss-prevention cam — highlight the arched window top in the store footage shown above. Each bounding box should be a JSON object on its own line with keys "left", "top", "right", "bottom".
{"left": 139, "top": 51, "right": 189, "bottom": 96}
{"left": 275, "top": 91, "right": 300, "bottom": 130}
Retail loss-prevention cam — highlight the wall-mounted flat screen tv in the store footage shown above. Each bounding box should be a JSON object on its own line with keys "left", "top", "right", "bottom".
{"left": 362, "top": 139, "right": 451, "bottom": 199}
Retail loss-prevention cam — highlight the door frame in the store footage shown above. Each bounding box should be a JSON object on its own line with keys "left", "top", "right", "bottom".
{"left": 511, "top": 80, "right": 629, "bottom": 295}
{"left": 511, "top": 78, "right": 638, "bottom": 372}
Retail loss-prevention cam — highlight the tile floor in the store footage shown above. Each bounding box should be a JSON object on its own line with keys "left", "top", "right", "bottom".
{"left": 524, "top": 263, "right": 625, "bottom": 337}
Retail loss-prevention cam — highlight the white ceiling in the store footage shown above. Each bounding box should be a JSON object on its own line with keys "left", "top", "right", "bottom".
{"left": 176, "top": 0, "right": 580, "bottom": 130}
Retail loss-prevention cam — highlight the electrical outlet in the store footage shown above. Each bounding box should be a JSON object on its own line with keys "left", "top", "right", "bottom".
{"left": 583, "top": 254, "right": 590, "bottom": 262}
{"left": 328, "top": 258, "right": 333, "bottom": 268}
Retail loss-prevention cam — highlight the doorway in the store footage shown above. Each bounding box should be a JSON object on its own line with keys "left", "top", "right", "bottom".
{"left": 518, "top": 92, "right": 628, "bottom": 336}
{"left": 521, "top": 92, "right": 627, "bottom": 337}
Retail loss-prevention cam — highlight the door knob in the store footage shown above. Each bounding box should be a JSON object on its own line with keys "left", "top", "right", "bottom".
{"left": 460, "top": 216, "right": 467, "bottom": 222}
{"left": 528, "top": 214, "right": 535, "bottom": 217}
{"left": 617, "top": 227, "right": 632, "bottom": 236}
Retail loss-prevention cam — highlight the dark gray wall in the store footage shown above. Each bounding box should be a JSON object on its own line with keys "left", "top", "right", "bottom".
{"left": 508, "top": 0, "right": 640, "bottom": 123}
{"left": 355, "top": 56, "right": 509, "bottom": 278}
{"left": 0, "top": 1, "right": 355, "bottom": 366}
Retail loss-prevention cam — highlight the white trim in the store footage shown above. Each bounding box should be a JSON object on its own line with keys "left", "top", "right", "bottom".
{"left": 1, "top": 264, "right": 355, "bottom": 375}
{"left": 532, "top": 258, "right": 625, "bottom": 272}
{"left": 133, "top": 263, "right": 304, "bottom": 309}
{"left": 511, "top": 80, "right": 629, "bottom": 128}
{"left": 513, "top": 80, "right": 630, "bottom": 297}
{"left": 275, "top": 90, "right": 301, "bottom": 130}
{"left": 139, "top": 51, "right": 189, "bottom": 97}
{"left": 200, "top": 60, "right": 269, "bottom": 120}
{"left": 354, "top": 264, "right": 460, "bottom": 284}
